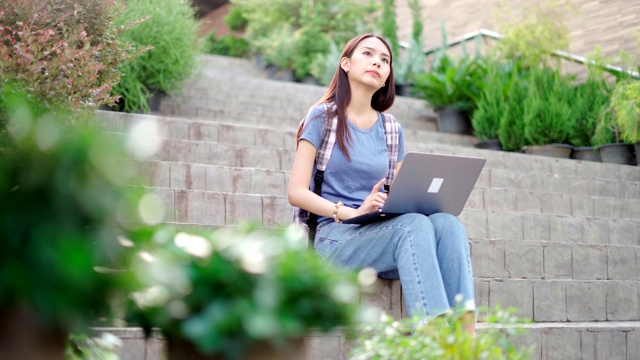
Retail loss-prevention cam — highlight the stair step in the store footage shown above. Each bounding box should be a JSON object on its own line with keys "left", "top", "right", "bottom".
{"left": 94, "top": 321, "right": 640, "bottom": 360}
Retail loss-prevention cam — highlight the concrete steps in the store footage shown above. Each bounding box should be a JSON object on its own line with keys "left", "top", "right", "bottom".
{"left": 96, "top": 55, "right": 640, "bottom": 359}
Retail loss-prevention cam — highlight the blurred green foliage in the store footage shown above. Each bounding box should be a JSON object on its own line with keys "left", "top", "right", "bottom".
{"left": 0, "top": 84, "right": 142, "bottom": 332}
{"left": 124, "top": 223, "right": 365, "bottom": 359}
{"left": 350, "top": 306, "right": 533, "bottom": 360}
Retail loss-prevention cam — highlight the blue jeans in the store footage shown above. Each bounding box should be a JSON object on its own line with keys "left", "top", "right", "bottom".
{"left": 314, "top": 213, "right": 475, "bottom": 318}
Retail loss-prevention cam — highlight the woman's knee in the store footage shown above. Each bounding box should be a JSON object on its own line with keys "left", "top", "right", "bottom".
{"left": 394, "top": 213, "right": 434, "bottom": 234}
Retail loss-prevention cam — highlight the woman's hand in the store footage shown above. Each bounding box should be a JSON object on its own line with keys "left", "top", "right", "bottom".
{"left": 355, "top": 178, "right": 388, "bottom": 216}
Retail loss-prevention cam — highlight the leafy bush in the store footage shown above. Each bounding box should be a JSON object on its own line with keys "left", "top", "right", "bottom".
{"left": 568, "top": 48, "right": 613, "bottom": 147}
{"left": 493, "top": 0, "right": 576, "bottom": 69}
{"left": 522, "top": 68, "right": 573, "bottom": 145}
{"left": 611, "top": 79, "right": 640, "bottom": 144}
{"left": 112, "top": 0, "right": 201, "bottom": 113}
{"left": 203, "top": 32, "right": 251, "bottom": 58}
{"left": 472, "top": 60, "right": 515, "bottom": 141}
{"left": 124, "top": 224, "right": 366, "bottom": 359}
{"left": 349, "top": 306, "right": 532, "bottom": 360}
{"left": 498, "top": 67, "right": 528, "bottom": 151}
{"left": 0, "top": 84, "right": 141, "bottom": 332}
{"left": 231, "top": 0, "right": 376, "bottom": 80}
{"left": 592, "top": 101, "right": 621, "bottom": 147}
{"left": 224, "top": 5, "right": 248, "bottom": 32}
{"left": 0, "top": 0, "right": 135, "bottom": 110}
{"left": 413, "top": 51, "right": 486, "bottom": 113}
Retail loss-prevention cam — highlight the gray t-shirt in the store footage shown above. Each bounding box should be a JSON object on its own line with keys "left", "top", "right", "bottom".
{"left": 299, "top": 104, "right": 406, "bottom": 223}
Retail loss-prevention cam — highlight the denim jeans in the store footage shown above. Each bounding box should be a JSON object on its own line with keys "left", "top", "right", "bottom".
{"left": 314, "top": 213, "right": 475, "bottom": 318}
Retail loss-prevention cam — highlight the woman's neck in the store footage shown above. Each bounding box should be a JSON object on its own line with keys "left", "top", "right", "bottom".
{"left": 347, "top": 82, "right": 376, "bottom": 117}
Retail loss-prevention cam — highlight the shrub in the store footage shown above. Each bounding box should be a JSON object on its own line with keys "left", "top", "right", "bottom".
{"left": 522, "top": 68, "right": 573, "bottom": 145}
{"left": 349, "top": 306, "right": 532, "bottom": 360}
{"left": 611, "top": 79, "right": 640, "bottom": 144}
{"left": 124, "top": 224, "right": 365, "bottom": 359}
{"left": 568, "top": 47, "right": 613, "bottom": 147}
{"left": 112, "top": 0, "right": 201, "bottom": 113}
{"left": 231, "top": 0, "right": 376, "bottom": 79}
{"left": 0, "top": 0, "right": 135, "bottom": 110}
{"left": 203, "top": 32, "right": 251, "bottom": 58}
{"left": 0, "top": 84, "right": 142, "bottom": 333}
{"left": 472, "top": 60, "right": 515, "bottom": 141}
{"left": 498, "top": 67, "right": 528, "bottom": 151}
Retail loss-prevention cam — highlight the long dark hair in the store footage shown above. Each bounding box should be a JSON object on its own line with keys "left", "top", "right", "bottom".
{"left": 296, "top": 33, "right": 396, "bottom": 160}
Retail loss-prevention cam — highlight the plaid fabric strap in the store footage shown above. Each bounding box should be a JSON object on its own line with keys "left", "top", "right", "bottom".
{"left": 382, "top": 113, "right": 399, "bottom": 185}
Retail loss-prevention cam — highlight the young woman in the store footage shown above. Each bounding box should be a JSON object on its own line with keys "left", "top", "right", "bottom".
{"left": 288, "top": 33, "right": 476, "bottom": 333}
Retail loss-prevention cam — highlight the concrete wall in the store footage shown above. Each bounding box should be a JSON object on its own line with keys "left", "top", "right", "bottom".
{"left": 394, "top": 0, "right": 640, "bottom": 75}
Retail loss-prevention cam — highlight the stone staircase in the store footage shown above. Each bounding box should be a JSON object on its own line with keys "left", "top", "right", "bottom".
{"left": 97, "top": 54, "right": 640, "bottom": 360}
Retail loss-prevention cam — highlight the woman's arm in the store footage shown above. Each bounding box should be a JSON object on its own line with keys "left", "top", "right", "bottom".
{"left": 288, "top": 140, "right": 390, "bottom": 221}
{"left": 288, "top": 139, "right": 340, "bottom": 219}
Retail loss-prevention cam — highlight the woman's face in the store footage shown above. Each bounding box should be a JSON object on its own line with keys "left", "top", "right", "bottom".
{"left": 341, "top": 37, "right": 391, "bottom": 90}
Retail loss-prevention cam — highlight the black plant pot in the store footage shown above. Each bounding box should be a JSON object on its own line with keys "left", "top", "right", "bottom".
{"left": 598, "top": 143, "right": 635, "bottom": 165}
{"left": 522, "top": 144, "right": 573, "bottom": 158}
{"left": 147, "top": 90, "right": 166, "bottom": 113}
{"left": 395, "top": 83, "right": 413, "bottom": 97}
{"left": 474, "top": 139, "right": 502, "bottom": 151}
{"left": 434, "top": 107, "right": 472, "bottom": 135}
{"left": 571, "top": 146, "right": 601, "bottom": 162}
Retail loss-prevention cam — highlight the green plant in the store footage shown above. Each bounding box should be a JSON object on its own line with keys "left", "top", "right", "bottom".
{"left": 349, "top": 306, "right": 532, "bottom": 360}
{"left": 611, "top": 79, "right": 640, "bottom": 144}
{"left": 232, "top": 0, "right": 377, "bottom": 79}
{"left": 112, "top": 0, "right": 201, "bottom": 113}
{"left": 522, "top": 68, "right": 573, "bottom": 146}
{"left": 0, "top": 0, "right": 136, "bottom": 111}
{"left": 568, "top": 48, "right": 614, "bottom": 147}
{"left": 493, "top": 0, "right": 577, "bottom": 69}
{"left": 0, "top": 84, "right": 142, "bottom": 333}
{"left": 203, "top": 32, "right": 251, "bottom": 58}
{"left": 252, "top": 23, "right": 298, "bottom": 71}
{"left": 413, "top": 51, "right": 485, "bottom": 113}
{"left": 124, "top": 223, "right": 366, "bottom": 359}
{"left": 66, "top": 332, "right": 123, "bottom": 360}
{"left": 224, "top": 5, "right": 248, "bottom": 32}
{"left": 498, "top": 65, "right": 528, "bottom": 151}
{"left": 310, "top": 41, "right": 342, "bottom": 86}
{"left": 393, "top": 0, "right": 425, "bottom": 86}
{"left": 472, "top": 60, "right": 515, "bottom": 141}
{"left": 592, "top": 100, "right": 622, "bottom": 147}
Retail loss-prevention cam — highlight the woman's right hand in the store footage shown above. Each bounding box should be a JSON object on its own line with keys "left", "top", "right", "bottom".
{"left": 355, "top": 178, "right": 388, "bottom": 216}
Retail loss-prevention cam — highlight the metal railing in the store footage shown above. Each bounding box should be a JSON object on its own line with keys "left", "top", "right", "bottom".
{"left": 401, "top": 28, "right": 639, "bottom": 79}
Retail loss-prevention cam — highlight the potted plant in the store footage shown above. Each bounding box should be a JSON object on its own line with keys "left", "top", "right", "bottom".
{"left": 0, "top": 86, "right": 141, "bottom": 360}
{"left": 471, "top": 59, "right": 516, "bottom": 150}
{"left": 413, "top": 22, "right": 486, "bottom": 135}
{"left": 349, "top": 306, "right": 532, "bottom": 360}
{"left": 592, "top": 100, "right": 636, "bottom": 165}
{"left": 388, "top": 0, "right": 425, "bottom": 96}
{"left": 497, "top": 65, "right": 528, "bottom": 152}
{"left": 112, "top": 0, "right": 201, "bottom": 113}
{"left": 568, "top": 48, "right": 615, "bottom": 162}
{"left": 611, "top": 79, "right": 640, "bottom": 165}
{"left": 413, "top": 49, "right": 485, "bottom": 135}
{"left": 124, "top": 223, "right": 365, "bottom": 360}
{"left": 521, "top": 67, "right": 574, "bottom": 158}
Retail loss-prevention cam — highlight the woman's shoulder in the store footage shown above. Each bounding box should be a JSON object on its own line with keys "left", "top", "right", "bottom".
{"left": 305, "top": 102, "right": 334, "bottom": 124}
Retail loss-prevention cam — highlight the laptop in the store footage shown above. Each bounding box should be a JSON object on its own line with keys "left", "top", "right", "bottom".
{"left": 342, "top": 152, "right": 486, "bottom": 225}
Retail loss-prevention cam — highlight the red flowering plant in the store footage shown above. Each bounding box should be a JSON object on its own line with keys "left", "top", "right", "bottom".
{"left": 0, "top": 0, "right": 143, "bottom": 111}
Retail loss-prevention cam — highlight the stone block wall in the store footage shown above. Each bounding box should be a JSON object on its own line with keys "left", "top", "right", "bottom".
{"left": 394, "top": 0, "right": 640, "bottom": 76}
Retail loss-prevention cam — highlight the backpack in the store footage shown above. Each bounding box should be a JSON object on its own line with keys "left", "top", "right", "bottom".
{"left": 293, "top": 102, "right": 400, "bottom": 246}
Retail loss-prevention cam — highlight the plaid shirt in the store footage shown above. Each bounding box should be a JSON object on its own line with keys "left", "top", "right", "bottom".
{"left": 293, "top": 102, "right": 399, "bottom": 233}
